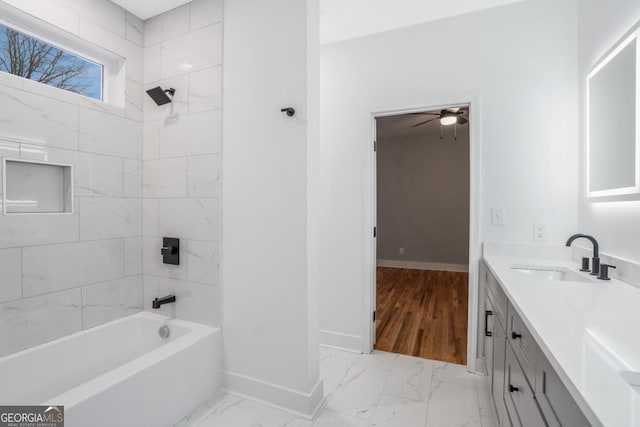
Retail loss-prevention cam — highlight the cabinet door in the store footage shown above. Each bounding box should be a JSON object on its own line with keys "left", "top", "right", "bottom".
{"left": 535, "top": 351, "right": 591, "bottom": 427}
{"left": 484, "top": 298, "right": 495, "bottom": 373}
{"left": 505, "top": 345, "right": 546, "bottom": 427}
{"left": 492, "top": 316, "right": 508, "bottom": 426}
{"left": 507, "top": 303, "right": 539, "bottom": 389}
{"left": 486, "top": 267, "right": 508, "bottom": 328}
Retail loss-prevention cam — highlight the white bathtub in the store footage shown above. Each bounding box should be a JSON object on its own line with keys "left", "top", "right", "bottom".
{"left": 0, "top": 311, "right": 221, "bottom": 427}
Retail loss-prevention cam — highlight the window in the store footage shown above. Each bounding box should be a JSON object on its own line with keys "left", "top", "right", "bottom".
{"left": 0, "top": 23, "right": 103, "bottom": 100}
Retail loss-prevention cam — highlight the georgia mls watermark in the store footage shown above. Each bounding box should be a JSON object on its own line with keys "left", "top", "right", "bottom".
{"left": 0, "top": 406, "right": 64, "bottom": 427}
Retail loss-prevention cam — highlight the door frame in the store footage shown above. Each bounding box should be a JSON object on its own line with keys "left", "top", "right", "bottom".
{"left": 363, "top": 95, "right": 482, "bottom": 373}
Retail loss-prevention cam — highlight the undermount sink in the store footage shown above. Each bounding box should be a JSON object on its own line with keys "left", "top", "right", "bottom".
{"left": 511, "top": 266, "right": 592, "bottom": 283}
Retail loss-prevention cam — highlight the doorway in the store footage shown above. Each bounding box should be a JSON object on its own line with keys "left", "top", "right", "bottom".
{"left": 372, "top": 106, "right": 471, "bottom": 365}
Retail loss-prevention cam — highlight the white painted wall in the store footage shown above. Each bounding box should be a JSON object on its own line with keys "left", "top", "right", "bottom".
{"left": 320, "top": 0, "right": 579, "bottom": 352}
{"left": 222, "top": 0, "right": 322, "bottom": 416}
{"left": 319, "top": 0, "right": 523, "bottom": 45}
{"left": 577, "top": 0, "right": 640, "bottom": 263}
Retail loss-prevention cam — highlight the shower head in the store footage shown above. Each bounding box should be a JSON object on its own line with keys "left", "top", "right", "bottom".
{"left": 146, "top": 86, "right": 175, "bottom": 106}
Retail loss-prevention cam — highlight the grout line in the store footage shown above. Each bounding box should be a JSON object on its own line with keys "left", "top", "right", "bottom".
{"left": 5, "top": 273, "right": 144, "bottom": 304}
{"left": 142, "top": 272, "right": 219, "bottom": 288}
{"left": 1, "top": 235, "right": 147, "bottom": 251}
{"left": 144, "top": 21, "right": 222, "bottom": 50}
{"left": 121, "top": 157, "right": 126, "bottom": 196}
{"left": 20, "top": 247, "right": 24, "bottom": 299}
{"left": 367, "top": 354, "right": 399, "bottom": 425}
{"left": 80, "top": 286, "right": 84, "bottom": 330}
{"left": 122, "top": 237, "right": 126, "bottom": 276}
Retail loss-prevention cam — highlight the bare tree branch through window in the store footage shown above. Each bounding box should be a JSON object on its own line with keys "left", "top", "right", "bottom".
{"left": 0, "top": 25, "right": 103, "bottom": 100}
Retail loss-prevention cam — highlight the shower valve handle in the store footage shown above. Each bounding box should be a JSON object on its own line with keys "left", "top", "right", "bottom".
{"left": 161, "top": 246, "right": 175, "bottom": 255}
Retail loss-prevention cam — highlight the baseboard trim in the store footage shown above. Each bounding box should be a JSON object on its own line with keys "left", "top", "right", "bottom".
{"left": 222, "top": 371, "right": 324, "bottom": 419}
{"left": 377, "top": 259, "right": 469, "bottom": 273}
{"left": 319, "top": 329, "right": 363, "bottom": 352}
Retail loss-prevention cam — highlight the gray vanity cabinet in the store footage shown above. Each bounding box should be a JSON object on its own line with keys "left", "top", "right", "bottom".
{"left": 505, "top": 344, "right": 546, "bottom": 427}
{"left": 535, "top": 352, "right": 591, "bottom": 427}
{"left": 484, "top": 269, "right": 509, "bottom": 426}
{"left": 484, "top": 297, "right": 494, "bottom": 377}
{"left": 492, "top": 314, "right": 508, "bottom": 425}
{"left": 482, "top": 261, "right": 592, "bottom": 427}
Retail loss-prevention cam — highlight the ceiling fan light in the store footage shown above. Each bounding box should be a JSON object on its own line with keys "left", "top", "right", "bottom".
{"left": 440, "top": 115, "right": 457, "bottom": 126}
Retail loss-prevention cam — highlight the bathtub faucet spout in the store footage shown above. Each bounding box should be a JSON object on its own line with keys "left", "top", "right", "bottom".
{"left": 152, "top": 295, "right": 176, "bottom": 309}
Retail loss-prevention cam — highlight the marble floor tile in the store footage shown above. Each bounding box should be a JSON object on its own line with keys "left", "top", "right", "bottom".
{"left": 195, "top": 393, "right": 311, "bottom": 427}
{"left": 320, "top": 347, "right": 359, "bottom": 382}
{"left": 383, "top": 354, "right": 433, "bottom": 402}
{"left": 432, "top": 361, "right": 477, "bottom": 388}
{"left": 370, "top": 394, "right": 428, "bottom": 427}
{"left": 426, "top": 381, "right": 482, "bottom": 427}
{"left": 326, "top": 364, "right": 390, "bottom": 420}
{"left": 324, "top": 379, "right": 341, "bottom": 399}
{"left": 353, "top": 350, "right": 397, "bottom": 372}
{"left": 179, "top": 348, "right": 486, "bottom": 427}
{"left": 476, "top": 381, "right": 497, "bottom": 418}
{"left": 174, "top": 399, "right": 216, "bottom": 427}
{"left": 481, "top": 415, "right": 500, "bottom": 427}
{"left": 312, "top": 410, "right": 370, "bottom": 427}
{"left": 475, "top": 374, "right": 491, "bottom": 390}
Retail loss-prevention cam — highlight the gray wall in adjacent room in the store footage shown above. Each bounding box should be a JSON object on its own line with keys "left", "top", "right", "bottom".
{"left": 376, "top": 126, "right": 470, "bottom": 266}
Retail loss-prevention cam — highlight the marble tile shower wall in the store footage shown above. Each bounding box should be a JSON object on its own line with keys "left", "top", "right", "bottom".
{"left": 0, "top": 0, "right": 144, "bottom": 357}
{"left": 141, "top": 0, "right": 223, "bottom": 326}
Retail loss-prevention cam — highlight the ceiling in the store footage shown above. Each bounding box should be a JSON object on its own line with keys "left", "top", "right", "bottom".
{"left": 376, "top": 108, "right": 469, "bottom": 139}
{"left": 111, "top": 0, "right": 521, "bottom": 40}
{"left": 320, "top": 0, "right": 522, "bottom": 45}
{"left": 110, "top": 0, "right": 192, "bottom": 20}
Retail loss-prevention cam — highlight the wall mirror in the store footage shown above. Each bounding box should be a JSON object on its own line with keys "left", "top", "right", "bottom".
{"left": 586, "top": 23, "right": 640, "bottom": 199}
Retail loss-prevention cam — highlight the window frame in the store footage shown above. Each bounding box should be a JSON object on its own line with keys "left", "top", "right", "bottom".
{"left": 0, "top": 3, "right": 125, "bottom": 107}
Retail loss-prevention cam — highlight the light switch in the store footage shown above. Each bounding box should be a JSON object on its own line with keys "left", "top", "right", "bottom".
{"left": 534, "top": 224, "right": 545, "bottom": 241}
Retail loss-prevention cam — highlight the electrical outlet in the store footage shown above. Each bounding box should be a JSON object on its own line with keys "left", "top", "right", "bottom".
{"left": 534, "top": 224, "right": 545, "bottom": 241}
{"left": 491, "top": 208, "right": 504, "bottom": 225}
{"left": 399, "top": 247, "right": 404, "bottom": 255}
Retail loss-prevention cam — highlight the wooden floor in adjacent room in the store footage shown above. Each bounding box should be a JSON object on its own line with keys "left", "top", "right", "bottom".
{"left": 374, "top": 267, "right": 468, "bottom": 365}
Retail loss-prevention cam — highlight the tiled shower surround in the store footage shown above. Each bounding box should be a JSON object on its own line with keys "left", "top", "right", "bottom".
{"left": 141, "top": 0, "right": 222, "bottom": 326}
{"left": 0, "top": 0, "right": 222, "bottom": 357}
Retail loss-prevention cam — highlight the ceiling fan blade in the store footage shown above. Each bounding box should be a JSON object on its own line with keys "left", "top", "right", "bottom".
{"left": 412, "top": 117, "right": 440, "bottom": 127}
{"left": 457, "top": 116, "right": 469, "bottom": 125}
{"left": 409, "top": 112, "right": 439, "bottom": 116}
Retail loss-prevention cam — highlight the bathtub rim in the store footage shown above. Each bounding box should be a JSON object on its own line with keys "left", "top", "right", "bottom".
{"left": 0, "top": 311, "right": 219, "bottom": 408}
{"left": 46, "top": 311, "right": 219, "bottom": 407}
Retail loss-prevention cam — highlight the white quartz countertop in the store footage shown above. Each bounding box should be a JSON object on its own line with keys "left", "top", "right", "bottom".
{"left": 483, "top": 245, "right": 640, "bottom": 427}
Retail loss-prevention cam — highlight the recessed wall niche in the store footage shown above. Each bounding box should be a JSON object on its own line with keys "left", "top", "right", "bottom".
{"left": 2, "top": 158, "right": 74, "bottom": 215}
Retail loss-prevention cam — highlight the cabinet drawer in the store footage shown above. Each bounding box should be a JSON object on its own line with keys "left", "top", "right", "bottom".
{"left": 535, "top": 351, "right": 591, "bottom": 427}
{"left": 485, "top": 265, "right": 508, "bottom": 328}
{"left": 505, "top": 344, "right": 546, "bottom": 427}
{"left": 508, "top": 302, "right": 539, "bottom": 388}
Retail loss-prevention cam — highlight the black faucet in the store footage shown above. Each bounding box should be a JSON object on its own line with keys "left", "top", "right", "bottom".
{"left": 565, "top": 234, "right": 600, "bottom": 276}
{"left": 152, "top": 295, "right": 176, "bottom": 309}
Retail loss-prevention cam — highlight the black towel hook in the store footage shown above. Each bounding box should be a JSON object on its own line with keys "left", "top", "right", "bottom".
{"left": 281, "top": 107, "right": 295, "bottom": 117}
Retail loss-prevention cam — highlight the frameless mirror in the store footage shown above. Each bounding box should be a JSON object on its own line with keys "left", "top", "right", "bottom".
{"left": 586, "top": 23, "right": 640, "bottom": 199}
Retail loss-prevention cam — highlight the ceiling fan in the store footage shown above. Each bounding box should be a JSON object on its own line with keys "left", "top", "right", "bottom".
{"left": 411, "top": 108, "right": 469, "bottom": 128}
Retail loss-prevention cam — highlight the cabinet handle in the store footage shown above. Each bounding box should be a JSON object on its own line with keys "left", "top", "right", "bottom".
{"left": 511, "top": 332, "right": 522, "bottom": 340}
{"left": 509, "top": 384, "right": 519, "bottom": 393}
{"left": 484, "top": 310, "right": 493, "bottom": 337}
